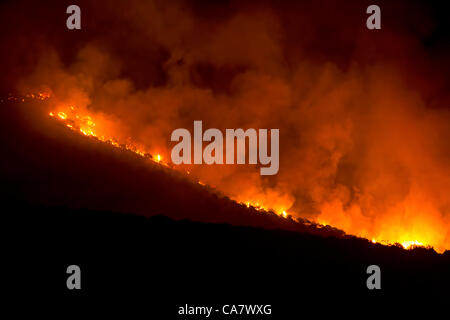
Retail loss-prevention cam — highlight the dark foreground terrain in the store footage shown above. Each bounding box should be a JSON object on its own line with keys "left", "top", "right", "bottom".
{"left": 5, "top": 201, "right": 450, "bottom": 316}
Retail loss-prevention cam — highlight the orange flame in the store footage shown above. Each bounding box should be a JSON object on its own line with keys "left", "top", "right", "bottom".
{"left": 45, "top": 102, "right": 442, "bottom": 251}
{"left": 19, "top": 92, "right": 444, "bottom": 253}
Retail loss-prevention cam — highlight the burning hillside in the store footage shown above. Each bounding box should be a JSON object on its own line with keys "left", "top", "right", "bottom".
{"left": 2, "top": 91, "right": 444, "bottom": 252}
{"left": 42, "top": 95, "right": 450, "bottom": 252}
{"left": 2, "top": 94, "right": 350, "bottom": 241}
{"left": 1, "top": 0, "right": 450, "bottom": 254}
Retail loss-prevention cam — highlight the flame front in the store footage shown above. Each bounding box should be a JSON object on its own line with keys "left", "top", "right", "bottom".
{"left": 49, "top": 105, "right": 153, "bottom": 159}
{"left": 17, "top": 91, "right": 444, "bottom": 253}
{"left": 45, "top": 100, "right": 444, "bottom": 252}
{"left": 4, "top": 0, "right": 450, "bottom": 257}
{"left": 46, "top": 101, "right": 294, "bottom": 220}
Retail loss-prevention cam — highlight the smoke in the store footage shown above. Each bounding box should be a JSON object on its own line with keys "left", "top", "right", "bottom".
{"left": 3, "top": 0, "right": 450, "bottom": 251}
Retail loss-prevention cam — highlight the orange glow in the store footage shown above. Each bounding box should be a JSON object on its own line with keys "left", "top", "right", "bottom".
{"left": 46, "top": 103, "right": 165, "bottom": 166}
{"left": 33, "top": 92, "right": 447, "bottom": 253}
{"left": 401, "top": 240, "right": 424, "bottom": 249}
{"left": 12, "top": 0, "right": 450, "bottom": 257}
{"left": 57, "top": 112, "right": 67, "bottom": 120}
{"left": 316, "top": 194, "right": 448, "bottom": 251}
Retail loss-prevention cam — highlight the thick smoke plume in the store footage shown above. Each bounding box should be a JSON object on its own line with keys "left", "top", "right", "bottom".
{"left": 2, "top": 0, "right": 450, "bottom": 251}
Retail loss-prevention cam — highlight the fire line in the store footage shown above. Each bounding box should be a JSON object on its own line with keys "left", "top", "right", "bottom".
{"left": 5, "top": 92, "right": 434, "bottom": 252}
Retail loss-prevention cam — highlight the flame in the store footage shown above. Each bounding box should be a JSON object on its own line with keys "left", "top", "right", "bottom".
{"left": 9, "top": 92, "right": 446, "bottom": 253}
{"left": 369, "top": 238, "right": 424, "bottom": 250}
{"left": 401, "top": 240, "right": 424, "bottom": 249}
{"left": 46, "top": 103, "right": 163, "bottom": 165}
{"left": 57, "top": 112, "right": 67, "bottom": 120}
{"left": 44, "top": 102, "right": 444, "bottom": 252}
{"left": 45, "top": 100, "right": 293, "bottom": 220}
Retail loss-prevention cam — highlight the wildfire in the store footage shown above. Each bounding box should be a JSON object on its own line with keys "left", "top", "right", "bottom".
{"left": 45, "top": 102, "right": 439, "bottom": 251}
{"left": 57, "top": 111, "right": 67, "bottom": 120}
{"left": 44, "top": 98, "right": 293, "bottom": 220}
{"left": 8, "top": 92, "right": 444, "bottom": 253}
{"left": 239, "top": 200, "right": 289, "bottom": 218}
{"left": 48, "top": 104, "right": 159, "bottom": 162}
{"left": 368, "top": 238, "right": 425, "bottom": 250}
{"left": 401, "top": 240, "right": 424, "bottom": 249}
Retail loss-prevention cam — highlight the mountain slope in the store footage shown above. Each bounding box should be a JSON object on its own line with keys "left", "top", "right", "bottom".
{"left": 1, "top": 98, "right": 344, "bottom": 237}
{"left": 3, "top": 98, "right": 449, "bottom": 310}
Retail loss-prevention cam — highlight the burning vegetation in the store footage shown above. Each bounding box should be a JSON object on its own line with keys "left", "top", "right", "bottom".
{"left": 26, "top": 90, "right": 442, "bottom": 252}
{"left": 2, "top": 0, "right": 450, "bottom": 253}
{"left": 44, "top": 94, "right": 288, "bottom": 216}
